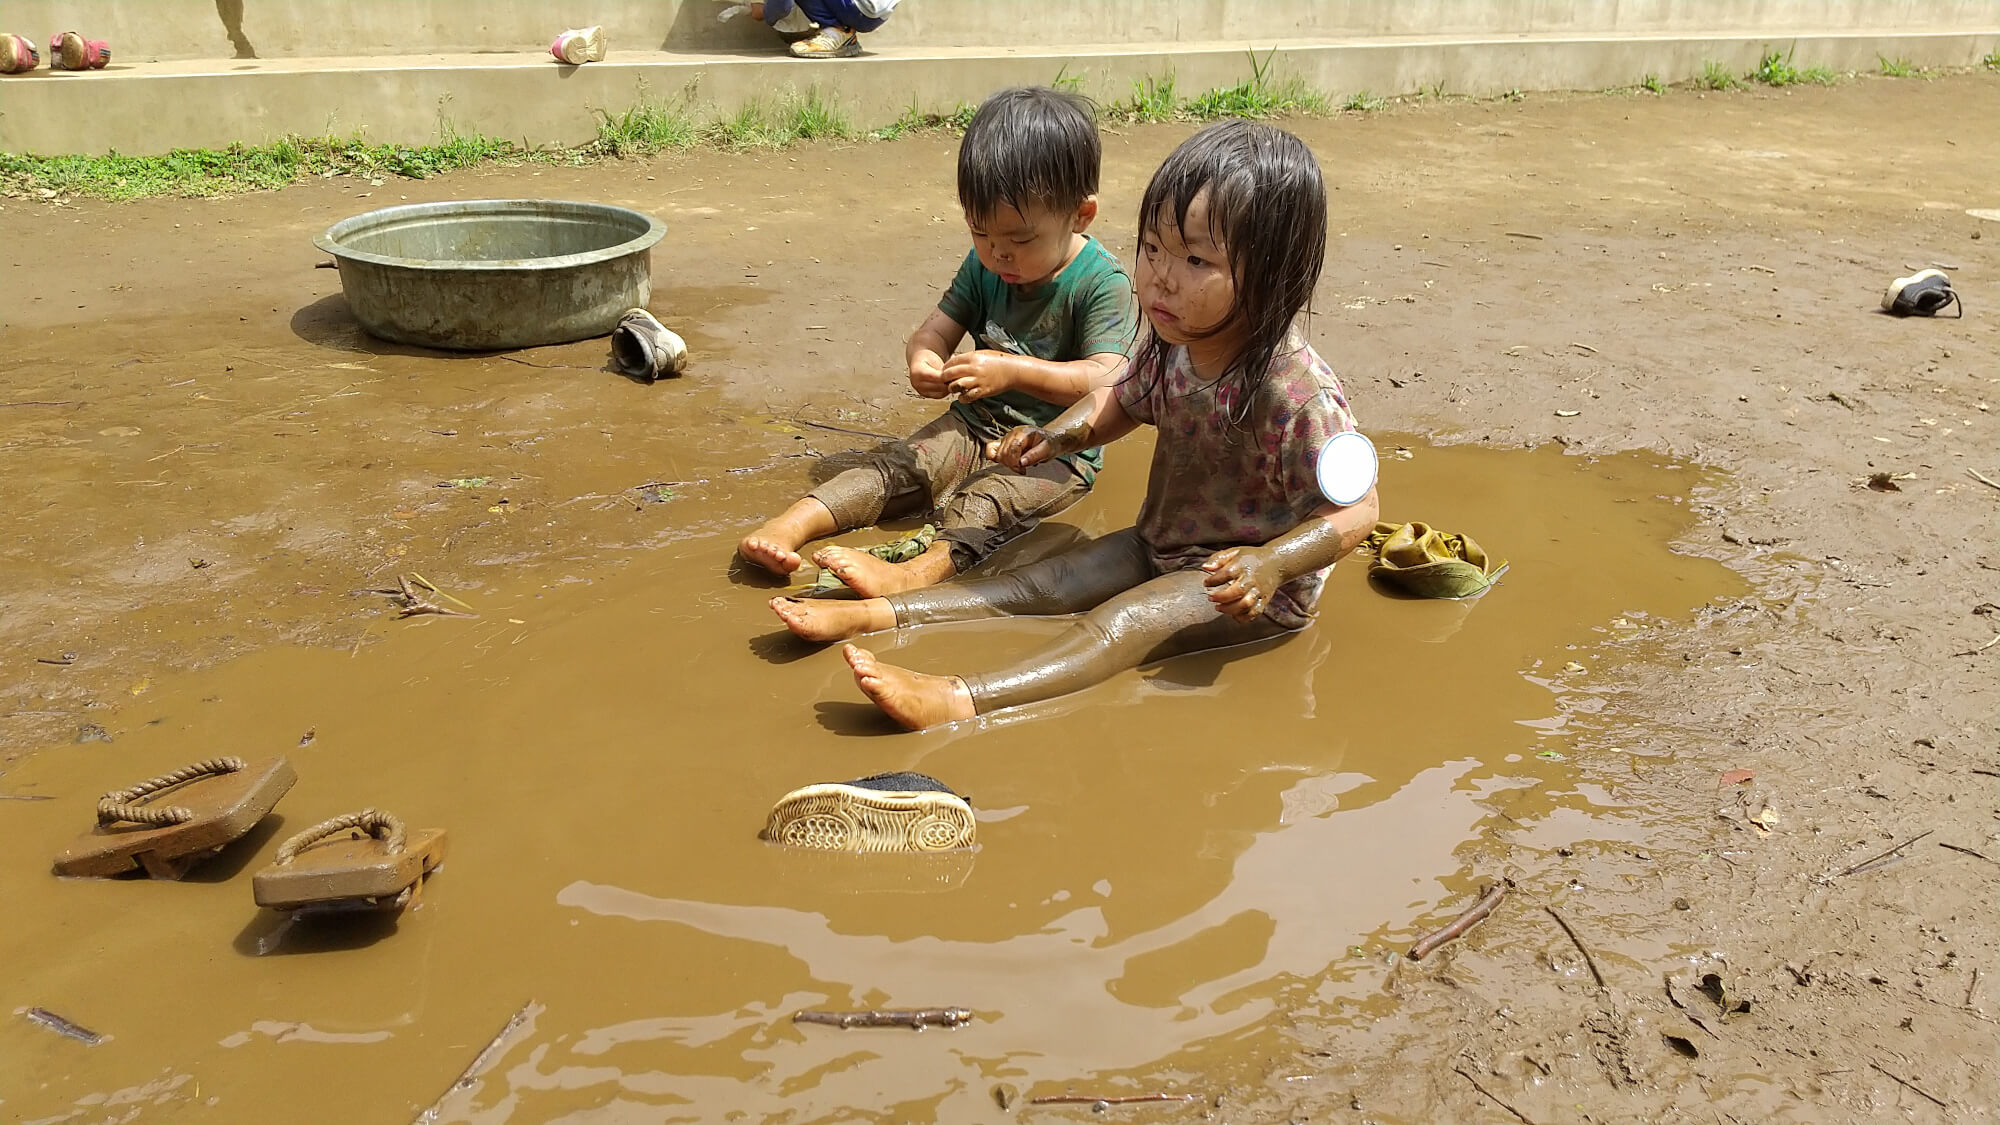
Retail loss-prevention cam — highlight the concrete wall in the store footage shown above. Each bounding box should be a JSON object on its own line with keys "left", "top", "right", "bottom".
{"left": 8, "top": 0, "right": 1999, "bottom": 60}
{"left": 3, "top": 30, "right": 1992, "bottom": 157}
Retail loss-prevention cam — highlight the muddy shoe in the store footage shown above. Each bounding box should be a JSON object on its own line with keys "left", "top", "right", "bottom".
{"left": 1, "top": 33, "right": 40, "bottom": 73}
{"left": 763, "top": 771, "right": 976, "bottom": 852}
{"left": 789, "top": 26, "right": 860, "bottom": 58}
{"left": 549, "top": 26, "right": 606, "bottom": 65}
{"left": 54, "top": 756, "right": 296, "bottom": 879}
{"left": 1881, "top": 269, "right": 1962, "bottom": 317}
{"left": 48, "top": 31, "right": 109, "bottom": 70}
{"left": 253, "top": 809, "right": 447, "bottom": 914}
{"left": 610, "top": 307, "right": 689, "bottom": 381}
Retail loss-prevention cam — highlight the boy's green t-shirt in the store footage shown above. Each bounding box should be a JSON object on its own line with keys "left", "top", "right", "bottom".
{"left": 936, "top": 235, "right": 1139, "bottom": 479}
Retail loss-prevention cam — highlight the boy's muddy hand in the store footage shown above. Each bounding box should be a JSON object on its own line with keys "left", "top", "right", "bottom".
{"left": 942, "top": 351, "right": 1012, "bottom": 402}
{"left": 1202, "top": 547, "right": 1280, "bottom": 622}
{"left": 989, "top": 425, "right": 1056, "bottom": 470}
{"left": 909, "top": 354, "right": 951, "bottom": 399}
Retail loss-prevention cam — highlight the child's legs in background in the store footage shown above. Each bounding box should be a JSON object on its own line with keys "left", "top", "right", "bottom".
{"left": 794, "top": 0, "right": 892, "bottom": 31}
{"left": 934, "top": 459, "right": 1090, "bottom": 575}
{"left": 961, "top": 565, "right": 1292, "bottom": 712}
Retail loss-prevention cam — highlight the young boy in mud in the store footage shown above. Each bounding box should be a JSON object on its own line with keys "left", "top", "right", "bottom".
{"left": 738, "top": 86, "right": 1139, "bottom": 597}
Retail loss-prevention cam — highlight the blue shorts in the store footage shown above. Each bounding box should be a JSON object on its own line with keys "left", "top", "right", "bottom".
{"left": 763, "top": 0, "right": 891, "bottom": 33}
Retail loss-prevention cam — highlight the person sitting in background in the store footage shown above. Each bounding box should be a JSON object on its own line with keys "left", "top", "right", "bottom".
{"left": 719, "top": 0, "right": 899, "bottom": 59}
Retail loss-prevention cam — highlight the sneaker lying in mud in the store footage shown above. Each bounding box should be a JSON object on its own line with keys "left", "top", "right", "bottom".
{"left": 763, "top": 771, "right": 976, "bottom": 852}
{"left": 789, "top": 25, "right": 860, "bottom": 58}
{"left": 1, "top": 33, "right": 40, "bottom": 73}
{"left": 549, "top": 26, "right": 607, "bottom": 65}
{"left": 1881, "top": 268, "right": 1962, "bottom": 317}
{"left": 610, "top": 307, "right": 689, "bottom": 381}
{"left": 48, "top": 31, "right": 109, "bottom": 70}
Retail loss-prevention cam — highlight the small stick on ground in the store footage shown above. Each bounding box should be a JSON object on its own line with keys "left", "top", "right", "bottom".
{"left": 1967, "top": 967, "right": 1982, "bottom": 1009}
{"left": 1966, "top": 468, "right": 2000, "bottom": 493}
{"left": 0, "top": 792, "right": 54, "bottom": 801}
{"left": 786, "top": 417, "right": 898, "bottom": 442}
{"left": 1410, "top": 883, "right": 1508, "bottom": 960}
{"left": 793, "top": 1007, "right": 972, "bottom": 1030}
{"left": 1544, "top": 906, "right": 1606, "bottom": 988}
{"left": 1868, "top": 1061, "right": 1947, "bottom": 1109}
{"left": 374, "top": 575, "right": 477, "bottom": 619}
{"left": 1453, "top": 1064, "right": 1538, "bottom": 1124}
{"left": 407, "top": 572, "right": 477, "bottom": 612}
{"left": 1028, "top": 1093, "right": 1196, "bottom": 1106}
{"left": 1, "top": 400, "right": 80, "bottom": 408}
{"left": 411, "top": 1000, "right": 539, "bottom": 1125}
{"left": 1939, "top": 842, "right": 2000, "bottom": 866}
{"left": 1836, "top": 829, "right": 1935, "bottom": 877}
{"left": 1566, "top": 341, "right": 1598, "bottom": 354}
{"left": 1955, "top": 634, "right": 2000, "bottom": 656}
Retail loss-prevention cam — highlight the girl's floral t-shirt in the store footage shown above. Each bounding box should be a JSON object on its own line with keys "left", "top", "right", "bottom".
{"left": 1114, "top": 338, "right": 1360, "bottom": 629}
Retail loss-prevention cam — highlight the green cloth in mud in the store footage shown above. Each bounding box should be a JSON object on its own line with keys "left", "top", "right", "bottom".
{"left": 811, "top": 525, "right": 939, "bottom": 591}
{"left": 1363, "top": 521, "right": 1509, "bottom": 600}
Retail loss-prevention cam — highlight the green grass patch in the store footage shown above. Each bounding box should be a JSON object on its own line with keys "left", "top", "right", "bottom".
{"left": 868, "top": 99, "right": 977, "bottom": 141}
{"left": 1638, "top": 74, "right": 1667, "bottom": 95}
{"left": 1696, "top": 60, "right": 1742, "bottom": 90}
{"left": 1986, "top": 49, "right": 1999, "bottom": 70}
{"left": 1181, "top": 49, "right": 1328, "bottom": 120}
{"left": 1114, "top": 73, "right": 1181, "bottom": 123}
{"left": 1750, "top": 46, "right": 1837, "bottom": 87}
{"left": 1877, "top": 55, "right": 1921, "bottom": 78}
{"left": 1342, "top": 89, "right": 1387, "bottom": 112}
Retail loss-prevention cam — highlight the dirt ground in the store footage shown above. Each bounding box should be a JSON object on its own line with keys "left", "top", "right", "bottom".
{"left": 2, "top": 75, "right": 1996, "bottom": 1123}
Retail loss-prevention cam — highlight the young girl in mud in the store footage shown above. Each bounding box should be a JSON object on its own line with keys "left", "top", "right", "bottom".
{"left": 769, "top": 119, "right": 1380, "bottom": 729}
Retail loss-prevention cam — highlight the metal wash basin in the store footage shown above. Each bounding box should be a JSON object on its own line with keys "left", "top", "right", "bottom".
{"left": 314, "top": 199, "right": 666, "bottom": 351}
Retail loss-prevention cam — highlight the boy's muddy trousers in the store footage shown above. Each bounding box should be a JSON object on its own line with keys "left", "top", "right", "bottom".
{"left": 807, "top": 411, "right": 1088, "bottom": 572}
{"left": 883, "top": 528, "right": 1292, "bottom": 711}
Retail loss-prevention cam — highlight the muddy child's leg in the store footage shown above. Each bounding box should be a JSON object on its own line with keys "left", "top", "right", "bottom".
{"left": 847, "top": 566, "right": 1290, "bottom": 729}
{"left": 814, "top": 415, "right": 983, "bottom": 596}
{"left": 741, "top": 416, "right": 967, "bottom": 576}
{"left": 771, "top": 528, "right": 1151, "bottom": 644}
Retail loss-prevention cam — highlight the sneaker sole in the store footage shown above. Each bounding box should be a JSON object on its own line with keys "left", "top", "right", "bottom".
{"left": 793, "top": 40, "right": 861, "bottom": 59}
{"left": 1882, "top": 268, "right": 1946, "bottom": 310}
{"left": 762, "top": 784, "right": 975, "bottom": 852}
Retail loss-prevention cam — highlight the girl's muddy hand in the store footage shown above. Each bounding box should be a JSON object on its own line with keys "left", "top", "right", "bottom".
{"left": 991, "top": 425, "right": 1054, "bottom": 470}
{"left": 1203, "top": 547, "right": 1273, "bottom": 621}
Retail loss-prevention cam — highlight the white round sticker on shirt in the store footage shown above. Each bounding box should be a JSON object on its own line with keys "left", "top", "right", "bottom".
{"left": 1316, "top": 431, "right": 1378, "bottom": 506}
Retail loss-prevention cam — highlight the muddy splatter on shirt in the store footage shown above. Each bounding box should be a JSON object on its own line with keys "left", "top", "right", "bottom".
{"left": 1115, "top": 337, "right": 1359, "bottom": 629}
{"left": 937, "top": 236, "right": 1139, "bottom": 482}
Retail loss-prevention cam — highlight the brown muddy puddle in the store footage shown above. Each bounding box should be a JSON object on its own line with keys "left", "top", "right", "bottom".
{"left": 0, "top": 438, "right": 1738, "bottom": 1124}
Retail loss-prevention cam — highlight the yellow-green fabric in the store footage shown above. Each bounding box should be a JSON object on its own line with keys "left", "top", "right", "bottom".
{"left": 1363, "top": 521, "right": 1508, "bottom": 599}
{"left": 811, "top": 525, "right": 939, "bottom": 591}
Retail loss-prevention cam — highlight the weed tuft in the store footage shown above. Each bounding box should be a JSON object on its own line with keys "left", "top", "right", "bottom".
{"left": 1696, "top": 60, "right": 1741, "bottom": 90}
{"left": 1639, "top": 74, "right": 1667, "bottom": 95}
{"left": 1877, "top": 55, "right": 1919, "bottom": 78}
{"left": 1751, "top": 46, "right": 1837, "bottom": 87}
{"left": 1342, "top": 89, "right": 1386, "bottom": 112}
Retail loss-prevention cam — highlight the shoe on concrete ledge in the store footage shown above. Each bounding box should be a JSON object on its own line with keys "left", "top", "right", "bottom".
{"left": 550, "top": 26, "right": 607, "bottom": 65}
{"left": 790, "top": 26, "right": 860, "bottom": 59}
{"left": 0, "top": 33, "right": 39, "bottom": 73}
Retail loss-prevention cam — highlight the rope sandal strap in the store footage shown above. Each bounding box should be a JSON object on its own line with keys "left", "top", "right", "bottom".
{"left": 273, "top": 809, "right": 406, "bottom": 865}
{"left": 97, "top": 757, "right": 247, "bottom": 826}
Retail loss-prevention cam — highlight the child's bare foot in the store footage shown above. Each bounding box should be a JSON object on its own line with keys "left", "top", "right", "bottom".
{"left": 844, "top": 644, "right": 976, "bottom": 730}
{"left": 738, "top": 497, "right": 837, "bottom": 577}
{"left": 769, "top": 596, "right": 896, "bottom": 643}
{"left": 813, "top": 541, "right": 957, "bottom": 598}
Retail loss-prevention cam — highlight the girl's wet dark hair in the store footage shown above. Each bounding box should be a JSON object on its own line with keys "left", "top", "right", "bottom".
{"left": 957, "top": 86, "right": 1101, "bottom": 221}
{"left": 1125, "top": 119, "right": 1327, "bottom": 423}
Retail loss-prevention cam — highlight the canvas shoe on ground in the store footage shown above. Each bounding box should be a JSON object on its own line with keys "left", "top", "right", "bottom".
{"left": 0, "top": 33, "right": 39, "bottom": 73}
{"left": 789, "top": 26, "right": 860, "bottom": 59}
{"left": 610, "top": 308, "right": 688, "bottom": 381}
{"left": 1881, "top": 268, "right": 1962, "bottom": 317}
{"left": 549, "top": 26, "right": 607, "bottom": 65}
{"left": 762, "top": 771, "right": 976, "bottom": 852}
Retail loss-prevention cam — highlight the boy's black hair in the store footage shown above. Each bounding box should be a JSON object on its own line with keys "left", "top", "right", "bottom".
{"left": 1125, "top": 119, "right": 1328, "bottom": 426}
{"left": 957, "top": 86, "right": 1101, "bottom": 220}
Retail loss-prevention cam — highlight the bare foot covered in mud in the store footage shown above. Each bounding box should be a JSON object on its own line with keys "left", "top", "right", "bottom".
{"left": 739, "top": 527, "right": 806, "bottom": 576}
{"left": 813, "top": 544, "right": 953, "bottom": 598}
{"left": 843, "top": 644, "right": 976, "bottom": 730}
{"left": 769, "top": 596, "right": 896, "bottom": 643}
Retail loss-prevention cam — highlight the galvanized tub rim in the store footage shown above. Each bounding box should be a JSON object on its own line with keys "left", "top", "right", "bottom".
{"left": 312, "top": 198, "right": 665, "bottom": 272}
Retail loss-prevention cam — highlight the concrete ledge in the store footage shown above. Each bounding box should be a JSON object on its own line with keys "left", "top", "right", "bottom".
{"left": 3, "top": 29, "right": 1995, "bottom": 156}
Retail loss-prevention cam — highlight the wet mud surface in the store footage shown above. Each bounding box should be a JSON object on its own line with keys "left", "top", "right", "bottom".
{"left": 2, "top": 76, "right": 1997, "bottom": 1123}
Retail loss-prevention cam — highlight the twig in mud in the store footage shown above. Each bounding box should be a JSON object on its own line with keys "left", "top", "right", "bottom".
{"left": 793, "top": 1007, "right": 971, "bottom": 1030}
{"left": 1453, "top": 1064, "right": 1538, "bottom": 1124}
{"left": 495, "top": 355, "right": 606, "bottom": 373}
{"left": 1543, "top": 906, "right": 1606, "bottom": 989}
{"left": 0, "top": 793, "right": 54, "bottom": 801}
{"left": 1954, "top": 634, "right": 2000, "bottom": 656}
{"left": 1410, "top": 883, "right": 1508, "bottom": 960}
{"left": 1028, "top": 1093, "right": 1196, "bottom": 1106}
{"left": 0, "top": 400, "right": 80, "bottom": 408}
{"left": 1867, "top": 1061, "right": 1947, "bottom": 1109}
{"left": 23, "top": 1007, "right": 105, "bottom": 1045}
{"left": 1836, "top": 829, "right": 1935, "bottom": 877}
{"left": 786, "top": 417, "right": 897, "bottom": 442}
{"left": 407, "top": 572, "right": 476, "bottom": 612}
{"left": 1566, "top": 341, "right": 1598, "bottom": 355}
{"left": 1940, "top": 842, "right": 2000, "bottom": 865}
{"left": 1503, "top": 231, "right": 1544, "bottom": 240}
{"left": 1967, "top": 468, "right": 2000, "bottom": 493}
{"left": 374, "top": 575, "right": 478, "bottom": 619}
{"left": 1968, "top": 968, "right": 1982, "bottom": 1008}
{"left": 411, "top": 1000, "right": 539, "bottom": 1125}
